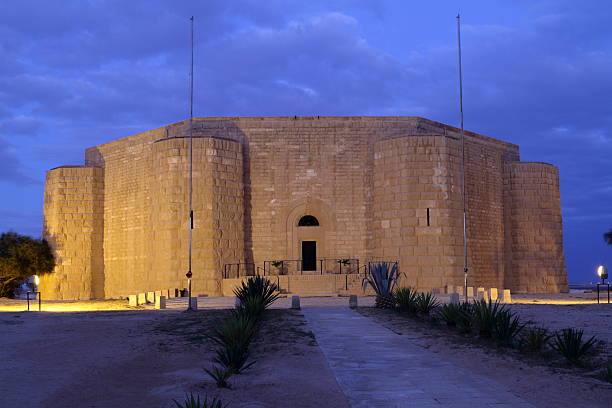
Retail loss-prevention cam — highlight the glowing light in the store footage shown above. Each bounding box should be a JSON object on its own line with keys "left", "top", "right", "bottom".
{"left": 597, "top": 265, "right": 605, "bottom": 277}
{"left": 34, "top": 275, "right": 40, "bottom": 286}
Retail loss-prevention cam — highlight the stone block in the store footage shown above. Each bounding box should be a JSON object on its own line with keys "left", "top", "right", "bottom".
{"left": 501, "top": 289, "right": 512, "bottom": 303}
{"left": 456, "top": 286, "right": 464, "bottom": 296}
{"left": 349, "top": 295, "right": 358, "bottom": 309}
{"left": 155, "top": 296, "right": 166, "bottom": 309}
{"left": 128, "top": 295, "right": 138, "bottom": 307}
{"left": 137, "top": 293, "right": 147, "bottom": 305}
{"left": 446, "top": 285, "right": 454, "bottom": 294}
{"left": 450, "top": 293, "right": 460, "bottom": 304}
{"left": 291, "top": 295, "right": 301, "bottom": 310}
{"left": 488, "top": 288, "right": 498, "bottom": 301}
{"left": 154, "top": 290, "right": 162, "bottom": 299}
{"left": 146, "top": 291, "right": 155, "bottom": 303}
{"left": 467, "top": 287, "right": 474, "bottom": 297}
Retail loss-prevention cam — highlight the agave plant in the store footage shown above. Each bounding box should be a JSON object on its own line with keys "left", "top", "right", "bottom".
{"left": 437, "top": 303, "right": 461, "bottom": 326}
{"left": 362, "top": 262, "right": 401, "bottom": 309}
{"left": 519, "top": 327, "right": 553, "bottom": 352}
{"left": 395, "top": 287, "right": 419, "bottom": 314}
{"left": 551, "top": 328, "right": 598, "bottom": 365}
{"left": 173, "top": 393, "right": 228, "bottom": 408}
{"left": 233, "top": 276, "right": 279, "bottom": 317}
{"left": 213, "top": 343, "right": 256, "bottom": 374}
{"left": 415, "top": 292, "right": 439, "bottom": 315}
{"left": 456, "top": 302, "right": 474, "bottom": 333}
{"left": 493, "top": 309, "right": 525, "bottom": 347}
{"left": 471, "top": 299, "right": 506, "bottom": 338}
{"left": 204, "top": 365, "right": 233, "bottom": 388}
{"left": 207, "top": 312, "right": 258, "bottom": 350}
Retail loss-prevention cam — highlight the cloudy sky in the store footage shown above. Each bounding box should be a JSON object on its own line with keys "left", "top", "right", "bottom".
{"left": 1, "top": 1, "right": 610, "bottom": 283}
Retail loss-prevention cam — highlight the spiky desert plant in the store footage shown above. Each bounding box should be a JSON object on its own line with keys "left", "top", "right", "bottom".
{"left": 213, "top": 343, "right": 256, "bottom": 374}
{"left": 437, "top": 302, "right": 462, "bottom": 326}
{"left": 233, "top": 276, "right": 279, "bottom": 317}
{"left": 551, "top": 328, "right": 598, "bottom": 365}
{"left": 493, "top": 309, "right": 525, "bottom": 347}
{"left": 173, "top": 393, "right": 229, "bottom": 408}
{"left": 395, "top": 287, "right": 418, "bottom": 314}
{"left": 471, "top": 299, "right": 506, "bottom": 338}
{"left": 455, "top": 301, "right": 474, "bottom": 333}
{"left": 362, "top": 262, "right": 401, "bottom": 309}
{"left": 207, "top": 312, "right": 258, "bottom": 351}
{"left": 204, "top": 365, "right": 233, "bottom": 388}
{"left": 519, "top": 327, "right": 553, "bottom": 352}
{"left": 415, "top": 292, "right": 439, "bottom": 315}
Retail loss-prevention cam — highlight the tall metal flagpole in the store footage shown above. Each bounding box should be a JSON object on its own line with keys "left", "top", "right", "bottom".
{"left": 457, "top": 14, "right": 469, "bottom": 300}
{"left": 186, "top": 16, "right": 195, "bottom": 310}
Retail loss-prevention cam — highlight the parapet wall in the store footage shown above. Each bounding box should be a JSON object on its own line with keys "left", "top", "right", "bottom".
{"left": 40, "top": 166, "right": 104, "bottom": 299}
{"left": 504, "top": 162, "right": 567, "bottom": 293}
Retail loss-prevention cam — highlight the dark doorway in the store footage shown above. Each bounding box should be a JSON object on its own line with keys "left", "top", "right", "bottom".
{"left": 302, "top": 241, "right": 317, "bottom": 271}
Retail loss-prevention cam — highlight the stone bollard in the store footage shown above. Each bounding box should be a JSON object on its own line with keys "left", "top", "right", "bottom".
{"left": 501, "top": 289, "right": 512, "bottom": 303}
{"left": 450, "top": 293, "right": 460, "bottom": 305}
{"left": 235, "top": 297, "right": 241, "bottom": 308}
{"left": 488, "top": 288, "right": 498, "bottom": 301}
{"left": 137, "top": 293, "right": 147, "bottom": 305}
{"left": 349, "top": 295, "right": 358, "bottom": 309}
{"left": 467, "top": 287, "right": 474, "bottom": 297}
{"left": 154, "top": 290, "right": 162, "bottom": 300}
{"left": 446, "top": 285, "right": 455, "bottom": 294}
{"left": 189, "top": 297, "right": 198, "bottom": 310}
{"left": 291, "top": 296, "right": 301, "bottom": 310}
{"left": 146, "top": 291, "right": 155, "bottom": 303}
{"left": 476, "top": 289, "right": 485, "bottom": 301}
{"left": 456, "top": 286, "right": 464, "bottom": 296}
{"left": 129, "top": 295, "right": 138, "bottom": 307}
{"left": 155, "top": 296, "right": 166, "bottom": 309}
{"left": 162, "top": 289, "right": 170, "bottom": 299}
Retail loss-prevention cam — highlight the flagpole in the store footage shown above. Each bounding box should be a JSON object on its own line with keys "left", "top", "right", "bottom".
{"left": 186, "top": 16, "right": 194, "bottom": 310}
{"left": 457, "top": 13, "right": 469, "bottom": 300}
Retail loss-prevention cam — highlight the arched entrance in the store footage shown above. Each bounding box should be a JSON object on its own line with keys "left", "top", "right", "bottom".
{"left": 298, "top": 215, "right": 319, "bottom": 271}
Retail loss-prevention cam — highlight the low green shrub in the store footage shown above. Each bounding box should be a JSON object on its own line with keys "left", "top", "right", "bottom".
{"left": 207, "top": 312, "right": 258, "bottom": 350}
{"left": 519, "top": 327, "right": 553, "bottom": 352}
{"left": 204, "top": 365, "right": 233, "bottom": 388}
{"left": 173, "top": 393, "right": 228, "bottom": 408}
{"left": 551, "top": 328, "right": 598, "bottom": 365}
{"left": 415, "top": 292, "right": 439, "bottom": 315}
{"left": 233, "top": 276, "right": 280, "bottom": 317}
{"left": 436, "top": 303, "right": 461, "bottom": 326}
{"left": 471, "top": 299, "right": 506, "bottom": 338}
{"left": 395, "top": 287, "right": 418, "bottom": 314}
{"left": 456, "top": 302, "right": 474, "bottom": 333}
{"left": 493, "top": 310, "right": 525, "bottom": 347}
{"left": 213, "top": 343, "right": 256, "bottom": 374}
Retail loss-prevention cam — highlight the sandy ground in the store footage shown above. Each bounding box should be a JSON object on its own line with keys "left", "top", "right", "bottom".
{"left": 359, "top": 305, "right": 612, "bottom": 408}
{"left": 0, "top": 308, "right": 347, "bottom": 408}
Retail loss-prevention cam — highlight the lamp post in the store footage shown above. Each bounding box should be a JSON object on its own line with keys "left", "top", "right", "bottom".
{"left": 596, "top": 265, "right": 609, "bottom": 304}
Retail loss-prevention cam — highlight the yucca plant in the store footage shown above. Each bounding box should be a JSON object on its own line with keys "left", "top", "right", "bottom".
{"left": 207, "top": 312, "right": 258, "bottom": 350}
{"left": 456, "top": 301, "right": 474, "bottom": 333}
{"left": 415, "top": 292, "right": 439, "bottom": 316}
{"left": 233, "top": 276, "right": 279, "bottom": 317}
{"left": 519, "top": 327, "right": 553, "bottom": 352}
{"left": 204, "top": 365, "right": 233, "bottom": 388}
{"left": 173, "top": 393, "right": 228, "bottom": 408}
{"left": 493, "top": 309, "right": 525, "bottom": 347}
{"left": 471, "top": 299, "right": 506, "bottom": 338}
{"left": 362, "top": 262, "right": 401, "bottom": 309}
{"left": 395, "top": 287, "right": 418, "bottom": 314}
{"left": 551, "top": 328, "right": 598, "bottom": 365}
{"left": 436, "top": 303, "right": 462, "bottom": 326}
{"left": 213, "top": 342, "right": 256, "bottom": 374}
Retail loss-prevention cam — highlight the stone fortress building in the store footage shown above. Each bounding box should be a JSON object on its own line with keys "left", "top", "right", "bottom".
{"left": 40, "top": 117, "right": 568, "bottom": 300}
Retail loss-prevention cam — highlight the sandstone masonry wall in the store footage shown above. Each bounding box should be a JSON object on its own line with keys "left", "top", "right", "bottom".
{"left": 505, "top": 162, "right": 567, "bottom": 293}
{"left": 40, "top": 166, "right": 104, "bottom": 299}
{"left": 42, "top": 117, "right": 568, "bottom": 298}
